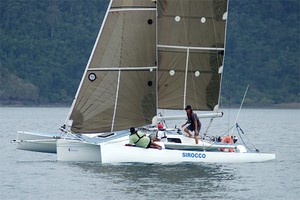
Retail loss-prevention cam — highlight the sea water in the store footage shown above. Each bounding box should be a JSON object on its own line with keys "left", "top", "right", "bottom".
{"left": 0, "top": 107, "right": 299, "bottom": 200}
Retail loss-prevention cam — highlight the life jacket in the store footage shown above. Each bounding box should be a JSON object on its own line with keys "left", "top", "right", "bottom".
{"left": 130, "top": 131, "right": 145, "bottom": 145}
{"left": 130, "top": 131, "right": 151, "bottom": 148}
{"left": 220, "top": 136, "right": 235, "bottom": 152}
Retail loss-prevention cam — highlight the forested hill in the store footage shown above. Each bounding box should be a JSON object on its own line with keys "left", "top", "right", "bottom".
{"left": 0, "top": 0, "right": 299, "bottom": 107}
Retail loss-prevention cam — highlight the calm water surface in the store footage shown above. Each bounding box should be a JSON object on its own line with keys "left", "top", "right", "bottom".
{"left": 0, "top": 107, "right": 299, "bottom": 200}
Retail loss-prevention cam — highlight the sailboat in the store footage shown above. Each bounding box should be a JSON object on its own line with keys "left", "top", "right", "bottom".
{"left": 14, "top": 0, "right": 275, "bottom": 163}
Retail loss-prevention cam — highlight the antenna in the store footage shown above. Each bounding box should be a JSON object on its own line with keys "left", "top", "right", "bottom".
{"left": 231, "top": 84, "right": 249, "bottom": 134}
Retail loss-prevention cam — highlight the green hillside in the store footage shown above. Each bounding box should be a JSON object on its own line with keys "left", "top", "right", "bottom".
{"left": 0, "top": 0, "right": 299, "bottom": 106}
{"left": 223, "top": 0, "right": 299, "bottom": 106}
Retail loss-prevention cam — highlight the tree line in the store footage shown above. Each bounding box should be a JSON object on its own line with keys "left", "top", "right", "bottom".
{"left": 0, "top": 0, "right": 299, "bottom": 107}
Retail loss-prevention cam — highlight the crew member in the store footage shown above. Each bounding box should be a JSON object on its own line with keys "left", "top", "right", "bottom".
{"left": 181, "top": 105, "right": 201, "bottom": 144}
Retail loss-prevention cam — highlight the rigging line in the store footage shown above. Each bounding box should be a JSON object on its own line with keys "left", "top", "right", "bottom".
{"left": 180, "top": 0, "right": 189, "bottom": 46}
{"left": 236, "top": 123, "right": 260, "bottom": 152}
{"left": 203, "top": 123, "right": 236, "bottom": 150}
{"left": 236, "top": 124, "right": 257, "bottom": 152}
{"left": 158, "top": 112, "right": 168, "bottom": 128}
{"left": 180, "top": 0, "right": 189, "bottom": 109}
{"left": 220, "top": 123, "right": 236, "bottom": 137}
{"left": 208, "top": 1, "right": 218, "bottom": 49}
{"left": 231, "top": 84, "right": 249, "bottom": 135}
{"left": 204, "top": 118, "right": 214, "bottom": 136}
{"left": 155, "top": 1, "right": 158, "bottom": 114}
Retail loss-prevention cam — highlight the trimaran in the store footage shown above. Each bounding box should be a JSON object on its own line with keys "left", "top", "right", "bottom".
{"left": 14, "top": 0, "right": 275, "bottom": 163}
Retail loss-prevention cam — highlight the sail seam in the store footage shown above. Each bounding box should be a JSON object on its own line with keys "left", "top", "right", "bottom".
{"left": 111, "top": 70, "right": 121, "bottom": 132}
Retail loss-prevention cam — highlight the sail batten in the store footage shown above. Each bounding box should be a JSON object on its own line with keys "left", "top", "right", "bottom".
{"left": 111, "top": 70, "right": 121, "bottom": 132}
{"left": 110, "top": 8, "right": 156, "bottom": 12}
{"left": 87, "top": 67, "right": 157, "bottom": 71}
{"left": 158, "top": 44, "right": 224, "bottom": 51}
{"left": 183, "top": 48, "right": 190, "bottom": 109}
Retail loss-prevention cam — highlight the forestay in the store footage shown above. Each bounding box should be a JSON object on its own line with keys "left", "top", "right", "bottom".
{"left": 67, "top": 0, "right": 157, "bottom": 133}
{"left": 157, "top": 0, "right": 228, "bottom": 111}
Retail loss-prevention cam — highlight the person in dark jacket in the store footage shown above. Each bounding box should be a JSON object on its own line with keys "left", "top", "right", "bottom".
{"left": 181, "top": 105, "right": 201, "bottom": 144}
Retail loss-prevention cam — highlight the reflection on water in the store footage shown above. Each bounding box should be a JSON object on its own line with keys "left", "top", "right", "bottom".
{"left": 70, "top": 162, "right": 237, "bottom": 199}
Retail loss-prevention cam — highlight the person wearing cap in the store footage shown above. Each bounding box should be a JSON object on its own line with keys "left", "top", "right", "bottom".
{"left": 125, "top": 127, "right": 162, "bottom": 150}
{"left": 181, "top": 105, "right": 201, "bottom": 144}
{"left": 156, "top": 123, "right": 167, "bottom": 142}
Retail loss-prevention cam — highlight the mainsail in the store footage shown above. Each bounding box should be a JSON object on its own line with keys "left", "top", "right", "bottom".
{"left": 157, "top": 0, "right": 228, "bottom": 111}
{"left": 67, "top": 0, "right": 157, "bottom": 133}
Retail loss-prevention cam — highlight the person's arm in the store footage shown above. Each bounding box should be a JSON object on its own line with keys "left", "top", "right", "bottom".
{"left": 194, "top": 120, "right": 198, "bottom": 135}
{"left": 181, "top": 121, "right": 188, "bottom": 127}
{"left": 125, "top": 144, "right": 134, "bottom": 146}
{"left": 125, "top": 136, "right": 135, "bottom": 146}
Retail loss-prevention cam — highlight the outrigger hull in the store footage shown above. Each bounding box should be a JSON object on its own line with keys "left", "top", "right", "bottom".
{"left": 56, "top": 138, "right": 276, "bottom": 164}
{"left": 15, "top": 131, "right": 59, "bottom": 153}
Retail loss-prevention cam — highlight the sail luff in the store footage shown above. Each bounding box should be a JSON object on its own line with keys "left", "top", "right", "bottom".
{"left": 217, "top": 0, "right": 230, "bottom": 111}
{"left": 156, "top": 1, "right": 159, "bottom": 113}
{"left": 64, "top": 0, "right": 113, "bottom": 127}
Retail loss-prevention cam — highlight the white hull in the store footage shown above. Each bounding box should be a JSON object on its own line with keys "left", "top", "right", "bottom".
{"left": 15, "top": 131, "right": 276, "bottom": 163}
{"left": 57, "top": 137, "right": 276, "bottom": 163}
{"left": 57, "top": 139, "right": 101, "bottom": 162}
{"left": 15, "top": 131, "right": 58, "bottom": 153}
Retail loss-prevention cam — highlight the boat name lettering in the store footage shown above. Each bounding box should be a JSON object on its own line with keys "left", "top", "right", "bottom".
{"left": 182, "top": 152, "right": 206, "bottom": 158}
{"left": 68, "top": 148, "right": 78, "bottom": 152}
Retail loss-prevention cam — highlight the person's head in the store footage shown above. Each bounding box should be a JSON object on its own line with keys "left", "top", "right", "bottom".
{"left": 185, "top": 105, "right": 192, "bottom": 114}
{"left": 158, "top": 123, "right": 163, "bottom": 130}
{"left": 129, "top": 127, "right": 136, "bottom": 134}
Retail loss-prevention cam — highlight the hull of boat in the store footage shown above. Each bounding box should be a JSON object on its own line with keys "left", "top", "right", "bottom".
{"left": 15, "top": 131, "right": 58, "bottom": 153}
{"left": 56, "top": 138, "right": 276, "bottom": 163}
{"left": 57, "top": 139, "right": 101, "bottom": 161}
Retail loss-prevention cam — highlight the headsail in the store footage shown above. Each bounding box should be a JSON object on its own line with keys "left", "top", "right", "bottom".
{"left": 67, "top": 0, "right": 157, "bottom": 133}
{"left": 157, "top": 0, "right": 228, "bottom": 111}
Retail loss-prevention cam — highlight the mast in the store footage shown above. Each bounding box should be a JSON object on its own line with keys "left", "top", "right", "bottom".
{"left": 217, "top": 0, "right": 230, "bottom": 111}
